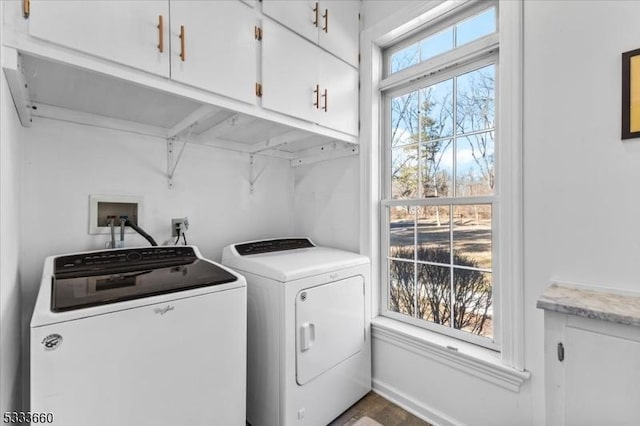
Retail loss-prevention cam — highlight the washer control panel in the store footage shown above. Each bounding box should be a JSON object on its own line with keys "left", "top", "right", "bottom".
{"left": 55, "top": 247, "right": 195, "bottom": 276}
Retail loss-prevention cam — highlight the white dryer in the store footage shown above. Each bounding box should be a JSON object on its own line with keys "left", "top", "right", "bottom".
{"left": 221, "top": 238, "right": 371, "bottom": 426}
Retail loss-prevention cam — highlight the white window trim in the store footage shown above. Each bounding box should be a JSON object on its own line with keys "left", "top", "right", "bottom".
{"left": 371, "top": 317, "right": 529, "bottom": 392}
{"left": 380, "top": 49, "right": 499, "bottom": 350}
{"left": 359, "top": 0, "right": 527, "bottom": 386}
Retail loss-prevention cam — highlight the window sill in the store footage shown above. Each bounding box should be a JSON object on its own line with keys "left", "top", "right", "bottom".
{"left": 371, "top": 316, "right": 530, "bottom": 392}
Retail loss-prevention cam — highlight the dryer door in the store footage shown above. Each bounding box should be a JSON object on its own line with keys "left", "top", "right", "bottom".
{"left": 295, "top": 275, "right": 365, "bottom": 385}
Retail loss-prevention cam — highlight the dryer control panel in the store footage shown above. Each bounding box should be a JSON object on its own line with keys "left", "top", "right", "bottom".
{"left": 235, "top": 238, "right": 315, "bottom": 256}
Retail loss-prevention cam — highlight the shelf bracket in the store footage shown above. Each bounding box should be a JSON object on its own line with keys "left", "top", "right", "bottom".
{"left": 2, "top": 47, "right": 33, "bottom": 127}
{"left": 249, "top": 154, "right": 268, "bottom": 195}
{"left": 167, "top": 128, "right": 192, "bottom": 189}
{"left": 291, "top": 142, "right": 359, "bottom": 167}
{"left": 249, "top": 129, "right": 308, "bottom": 154}
{"left": 167, "top": 104, "right": 217, "bottom": 139}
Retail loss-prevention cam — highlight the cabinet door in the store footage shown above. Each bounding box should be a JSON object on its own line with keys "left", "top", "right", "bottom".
{"left": 318, "top": 0, "right": 360, "bottom": 67}
{"left": 564, "top": 327, "right": 640, "bottom": 425}
{"left": 261, "top": 0, "right": 318, "bottom": 44}
{"left": 261, "top": 20, "right": 318, "bottom": 124}
{"left": 170, "top": 0, "right": 257, "bottom": 105}
{"left": 318, "top": 48, "right": 358, "bottom": 136}
{"left": 29, "top": 1, "right": 170, "bottom": 77}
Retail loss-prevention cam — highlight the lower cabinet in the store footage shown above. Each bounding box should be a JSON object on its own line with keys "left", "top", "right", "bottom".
{"left": 543, "top": 311, "right": 640, "bottom": 426}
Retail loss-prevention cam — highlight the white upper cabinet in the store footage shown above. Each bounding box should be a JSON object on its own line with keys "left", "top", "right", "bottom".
{"left": 11, "top": 0, "right": 359, "bottom": 144}
{"left": 169, "top": 1, "right": 258, "bottom": 105}
{"left": 261, "top": 0, "right": 318, "bottom": 42}
{"left": 262, "top": 0, "right": 360, "bottom": 67}
{"left": 318, "top": 47, "right": 358, "bottom": 136}
{"left": 27, "top": 0, "right": 258, "bottom": 104}
{"left": 317, "top": 0, "right": 360, "bottom": 68}
{"left": 28, "top": 1, "right": 170, "bottom": 77}
{"left": 262, "top": 20, "right": 318, "bottom": 124}
{"left": 262, "top": 20, "right": 358, "bottom": 136}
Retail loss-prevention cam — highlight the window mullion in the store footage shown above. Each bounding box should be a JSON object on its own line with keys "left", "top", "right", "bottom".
{"left": 383, "top": 195, "right": 496, "bottom": 207}
{"left": 449, "top": 205, "right": 455, "bottom": 330}
{"left": 415, "top": 87, "right": 423, "bottom": 320}
{"left": 453, "top": 74, "right": 458, "bottom": 197}
{"left": 413, "top": 207, "right": 418, "bottom": 318}
{"left": 450, "top": 67, "right": 458, "bottom": 331}
{"left": 418, "top": 89, "right": 423, "bottom": 198}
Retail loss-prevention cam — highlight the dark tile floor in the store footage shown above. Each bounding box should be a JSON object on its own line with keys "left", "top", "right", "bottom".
{"left": 329, "top": 392, "right": 432, "bottom": 426}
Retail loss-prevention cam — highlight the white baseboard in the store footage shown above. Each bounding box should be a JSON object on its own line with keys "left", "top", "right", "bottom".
{"left": 372, "top": 379, "right": 464, "bottom": 426}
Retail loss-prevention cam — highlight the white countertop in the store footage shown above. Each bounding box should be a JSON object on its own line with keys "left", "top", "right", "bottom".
{"left": 536, "top": 283, "right": 640, "bottom": 327}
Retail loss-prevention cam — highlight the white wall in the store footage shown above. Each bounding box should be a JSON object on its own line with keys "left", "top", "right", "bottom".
{"left": 365, "top": 1, "right": 640, "bottom": 425}
{"left": 524, "top": 1, "right": 640, "bottom": 425}
{"left": 292, "top": 156, "right": 360, "bottom": 252}
{"left": 0, "top": 72, "right": 23, "bottom": 411}
{"left": 361, "top": 0, "right": 418, "bottom": 31}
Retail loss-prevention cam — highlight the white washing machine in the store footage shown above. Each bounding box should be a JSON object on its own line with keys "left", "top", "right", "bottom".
{"left": 31, "top": 246, "right": 247, "bottom": 426}
{"left": 221, "top": 238, "right": 371, "bottom": 426}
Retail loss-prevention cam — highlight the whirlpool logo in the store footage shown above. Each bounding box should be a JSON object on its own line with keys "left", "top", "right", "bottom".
{"left": 154, "top": 305, "right": 175, "bottom": 315}
{"left": 42, "top": 334, "right": 63, "bottom": 351}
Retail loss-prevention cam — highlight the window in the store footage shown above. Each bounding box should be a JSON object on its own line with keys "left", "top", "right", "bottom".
{"left": 389, "top": 7, "right": 496, "bottom": 74}
{"left": 381, "top": 4, "right": 499, "bottom": 349}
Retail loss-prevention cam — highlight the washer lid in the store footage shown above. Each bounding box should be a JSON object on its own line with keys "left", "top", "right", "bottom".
{"left": 223, "top": 246, "right": 369, "bottom": 282}
{"left": 52, "top": 247, "right": 237, "bottom": 312}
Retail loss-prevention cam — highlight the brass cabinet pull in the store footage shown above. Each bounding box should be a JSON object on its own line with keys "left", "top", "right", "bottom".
{"left": 313, "top": 84, "right": 320, "bottom": 109}
{"left": 179, "top": 25, "right": 186, "bottom": 61}
{"left": 312, "top": 2, "right": 319, "bottom": 27}
{"left": 322, "top": 88, "right": 327, "bottom": 112}
{"left": 23, "top": 0, "right": 30, "bottom": 18}
{"left": 322, "top": 9, "right": 328, "bottom": 33}
{"left": 157, "top": 15, "right": 164, "bottom": 53}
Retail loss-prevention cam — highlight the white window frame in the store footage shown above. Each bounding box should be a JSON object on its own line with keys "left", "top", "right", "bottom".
{"left": 381, "top": 48, "right": 499, "bottom": 350}
{"left": 359, "top": 0, "right": 528, "bottom": 387}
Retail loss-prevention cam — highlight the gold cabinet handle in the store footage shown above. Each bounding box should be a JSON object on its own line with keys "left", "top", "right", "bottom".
{"left": 322, "top": 9, "right": 328, "bottom": 33}
{"left": 313, "top": 84, "right": 320, "bottom": 109}
{"left": 322, "top": 88, "right": 328, "bottom": 112}
{"left": 157, "top": 15, "right": 164, "bottom": 53}
{"left": 312, "top": 2, "right": 319, "bottom": 27}
{"left": 179, "top": 25, "right": 186, "bottom": 61}
{"left": 23, "top": 0, "right": 30, "bottom": 18}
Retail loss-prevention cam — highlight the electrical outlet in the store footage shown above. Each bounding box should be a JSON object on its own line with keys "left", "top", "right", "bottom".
{"left": 171, "top": 217, "right": 189, "bottom": 237}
